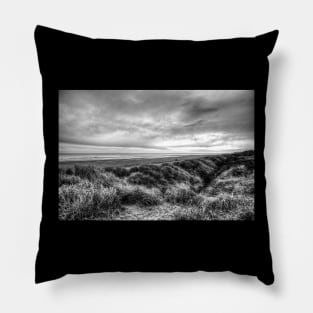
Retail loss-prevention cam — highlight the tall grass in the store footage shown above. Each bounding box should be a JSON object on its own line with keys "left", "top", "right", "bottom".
{"left": 172, "top": 194, "right": 254, "bottom": 221}
{"left": 117, "top": 185, "right": 161, "bottom": 207}
{"left": 59, "top": 180, "right": 121, "bottom": 220}
{"left": 59, "top": 150, "right": 255, "bottom": 220}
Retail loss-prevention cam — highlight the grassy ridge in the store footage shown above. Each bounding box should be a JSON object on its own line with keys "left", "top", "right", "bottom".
{"left": 59, "top": 150, "right": 255, "bottom": 220}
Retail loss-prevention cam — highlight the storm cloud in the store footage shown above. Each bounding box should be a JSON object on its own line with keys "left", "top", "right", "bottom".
{"left": 59, "top": 90, "right": 254, "bottom": 154}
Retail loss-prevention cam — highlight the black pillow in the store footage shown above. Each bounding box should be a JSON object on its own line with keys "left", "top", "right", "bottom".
{"left": 35, "top": 25, "right": 278, "bottom": 285}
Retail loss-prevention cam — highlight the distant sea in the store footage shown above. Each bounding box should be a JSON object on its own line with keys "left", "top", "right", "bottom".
{"left": 58, "top": 153, "right": 215, "bottom": 162}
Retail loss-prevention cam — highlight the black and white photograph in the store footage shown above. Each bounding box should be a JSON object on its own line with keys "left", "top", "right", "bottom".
{"left": 5, "top": 0, "right": 313, "bottom": 311}
{"left": 59, "top": 90, "right": 255, "bottom": 220}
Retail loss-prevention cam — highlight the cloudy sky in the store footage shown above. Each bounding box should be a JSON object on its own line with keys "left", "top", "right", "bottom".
{"left": 59, "top": 90, "right": 254, "bottom": 155}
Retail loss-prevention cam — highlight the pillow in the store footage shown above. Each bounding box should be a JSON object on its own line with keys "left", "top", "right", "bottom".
{"left": 34, "top": 25, "right": 278, "bottom": 285}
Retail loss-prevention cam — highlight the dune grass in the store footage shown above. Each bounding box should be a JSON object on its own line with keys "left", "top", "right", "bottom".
{"left": 58, "top": 150, "right": 255, "bottom": 221}
{"left": 59, "top": 181, "right": 121, "bottom": 220}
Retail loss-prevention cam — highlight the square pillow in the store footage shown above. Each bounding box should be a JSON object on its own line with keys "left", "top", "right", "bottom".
{"left": 34, "top": 25, "right": 278, "bottom": 284}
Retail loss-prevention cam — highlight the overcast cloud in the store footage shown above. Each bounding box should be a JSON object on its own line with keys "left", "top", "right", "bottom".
{"left": 59, "top": 90, "right": 254, "bottom": 155}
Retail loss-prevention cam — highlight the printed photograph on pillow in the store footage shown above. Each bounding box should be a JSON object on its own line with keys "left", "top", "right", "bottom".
{"left": 58, "top": 90, "right": 255, "bottom": 221}
{"left": 35, "top": 25, "right": 277, "bottom": 285}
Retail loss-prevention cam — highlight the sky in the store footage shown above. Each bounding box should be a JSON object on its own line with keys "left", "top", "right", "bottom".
{"left": 59, "top": 90, "right": 254, "bottom": 155}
